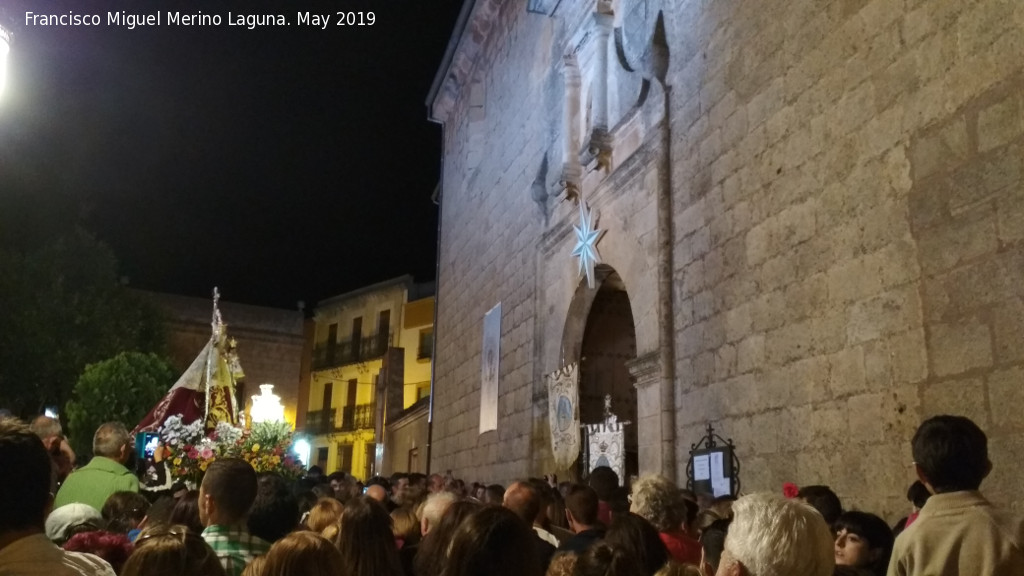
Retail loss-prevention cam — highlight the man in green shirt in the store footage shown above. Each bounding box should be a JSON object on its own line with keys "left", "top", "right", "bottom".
{"left": 199, "top": 458, "right": 270, "bottom": 576}
{"left": 54, "top": 422, "right": 139, "bottom": 510}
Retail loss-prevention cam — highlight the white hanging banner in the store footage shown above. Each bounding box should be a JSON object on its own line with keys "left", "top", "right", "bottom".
{"left": 480, "top": 303, "right": 501, "bottom": 433}
{"left": 586, "top": 395, "right": 630, "bottom": 481}
{"left": 547, "top": 363, "right": 580, "bottom": 470}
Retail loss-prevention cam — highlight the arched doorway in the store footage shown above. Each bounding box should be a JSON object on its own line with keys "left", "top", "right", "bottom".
{"left": 566, "top": 265, "right": 638, "bottom": 481}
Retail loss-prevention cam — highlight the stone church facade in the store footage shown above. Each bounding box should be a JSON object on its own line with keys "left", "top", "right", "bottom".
{"left": 428, "top": 0, "right": 1024, "bottom": 519}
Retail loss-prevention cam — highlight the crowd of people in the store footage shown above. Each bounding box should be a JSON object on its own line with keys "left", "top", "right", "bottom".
{"left": 0, "top": 413, "right": 1021, "bottom": 576}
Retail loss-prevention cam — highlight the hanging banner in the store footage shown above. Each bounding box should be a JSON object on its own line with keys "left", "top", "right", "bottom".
{"left": 547, "top": 363, "right": 581, "bottom": 470}
{"left": 585, "top": 395, "right": 629, "bottom": 481}
{"left": 587, "top": 427, "right": 625, "bottom": 480}
{"left": 480, "top": 303, "right": 501, "bottom": 433}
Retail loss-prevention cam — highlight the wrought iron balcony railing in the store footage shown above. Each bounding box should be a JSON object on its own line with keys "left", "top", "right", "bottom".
{"left": 339, "top": 403, "right": 376, "bottom": 432}
{"left": 312, "top": 332, "right": 390, "bottom": 370}
{"left": 304, "top": 409, "right": 334, "bottom": 436}
{"left": 417, "top": 337, "right": 433, "bottom": 360}
{"left": 304, "top": 403, "right": 376, "bottom": 436}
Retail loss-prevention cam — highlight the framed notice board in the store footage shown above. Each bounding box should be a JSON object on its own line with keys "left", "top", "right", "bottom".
{"left": 686, "top": 424, "right": 741, "bottom": 498}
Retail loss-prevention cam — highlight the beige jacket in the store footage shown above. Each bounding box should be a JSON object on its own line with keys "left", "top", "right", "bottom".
{"left": 887, "top": 490, "right": 1024, "bottom": 576}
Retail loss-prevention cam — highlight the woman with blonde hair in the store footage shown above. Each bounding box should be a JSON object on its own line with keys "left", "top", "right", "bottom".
{"left": 391, "top": 506, "right": 421, "bottom": 549}
{"left": 258, "top": 531, "right": 344, "bottom": 576}
{"left": 630, "top": 476, "right": 703, "bottom": 567}
{"left": 121, "top": 524, "right": 226, "bottom": 576}
{"left": 305, "top": 497, "right": 344, "bottom": 535}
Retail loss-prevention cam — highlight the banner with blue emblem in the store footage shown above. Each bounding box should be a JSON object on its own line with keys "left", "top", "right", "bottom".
{"left": 547, "top": 363, "right": 580, "bottom": 471}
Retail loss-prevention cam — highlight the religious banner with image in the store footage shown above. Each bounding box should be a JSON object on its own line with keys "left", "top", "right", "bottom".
{"left": 480, "top": 303, "right": 501, "bottom": 433}
{"left": 585, "top": 395, "right": 630, "bottom": 481}
{"left": 546, "top": 363, "right": 580, "bottom": 470}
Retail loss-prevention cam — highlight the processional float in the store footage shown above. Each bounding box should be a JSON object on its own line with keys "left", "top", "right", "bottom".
{"left": 134, "top": 288, "right": 244, "bottom": 434}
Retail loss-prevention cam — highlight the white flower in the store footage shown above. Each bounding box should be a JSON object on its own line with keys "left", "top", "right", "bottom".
{"left": 214, "top": 422, "right": 243, "bottom": 446}
{"left": 158, "top": 414, "right": 205, "bottom": 448}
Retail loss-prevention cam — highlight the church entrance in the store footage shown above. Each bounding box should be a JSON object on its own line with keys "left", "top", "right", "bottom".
{"left": 574, "top": 266, "right": 638, "bottom": 482}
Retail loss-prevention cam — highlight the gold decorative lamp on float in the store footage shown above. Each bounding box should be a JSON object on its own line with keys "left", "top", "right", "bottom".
{"left": 250, "top": 384, "right": 286, "bottom": 424}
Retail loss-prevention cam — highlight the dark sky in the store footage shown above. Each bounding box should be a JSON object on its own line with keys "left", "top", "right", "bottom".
{"left": 0, "top": 0, "right": 462, "bottom": 308}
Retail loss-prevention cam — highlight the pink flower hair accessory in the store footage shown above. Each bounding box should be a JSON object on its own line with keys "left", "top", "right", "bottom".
{"left": 783, "top": 482, "right": 800, "bottom": 499}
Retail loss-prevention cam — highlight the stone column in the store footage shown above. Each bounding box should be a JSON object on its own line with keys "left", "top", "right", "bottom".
{"left": 626, "top": 351, "right": 667, "bottom": 476}
{"left": 561, "top": 54, "right": 582, "bottom": 199}
{"left": 591, "top": 12, "right": 612, "bottom": 135}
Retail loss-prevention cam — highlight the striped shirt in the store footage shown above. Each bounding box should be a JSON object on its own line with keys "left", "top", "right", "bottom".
{"left": 201, "top": 525, "right": 270, "bottom": 576}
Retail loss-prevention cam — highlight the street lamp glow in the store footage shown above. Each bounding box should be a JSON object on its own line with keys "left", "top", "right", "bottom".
{"left": 250, "top": 383, "right": 285, "bottom": 423}
{"left": 0, "top": 25, "right": 9, "bottom": 99}
{"left": 292, "top": 438, "right": 311, "bottom": 468}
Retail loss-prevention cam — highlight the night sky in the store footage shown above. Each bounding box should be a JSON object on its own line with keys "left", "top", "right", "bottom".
{"left": 0, "top": 0, "right": 462, "bottom": 308}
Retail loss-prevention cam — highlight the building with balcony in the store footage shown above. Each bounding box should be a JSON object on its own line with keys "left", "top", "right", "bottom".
{"left": 304, "top": 275, "right": 434, "bottom": 479}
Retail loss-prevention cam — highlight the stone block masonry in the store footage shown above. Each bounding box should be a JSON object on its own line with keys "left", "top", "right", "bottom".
{"left": 429, "top": 0, "right": 1024, "bottom": 519}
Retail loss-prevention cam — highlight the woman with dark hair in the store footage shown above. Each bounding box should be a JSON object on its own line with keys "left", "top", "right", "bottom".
{"left": 892, "top": 481, "right": 931, "bottom": 536}
{"left": 833, "top": 511, "right": 894, "bottom": 576}
{"left": 295, "top": 491, "right": 318, "bottom": 529}
{"left": 440, "top": 506, "right": 541, "bottom": 576}
{"left": 604, "top": 513, "right": 670, "bottom": 576}
{"left": 573, "top": 543, "right": 643, "bottom": 576}
{"left": 413, "top": 499, "right": 482, "bottom": 576}
{"left": 101, "top": 491, "right": 151, "bottom": 535}
{"left": 331, "top": 495, "right": 402, "bottom": 576}
{"left": 169, "top": 490, "right": 204, "bottom": 535}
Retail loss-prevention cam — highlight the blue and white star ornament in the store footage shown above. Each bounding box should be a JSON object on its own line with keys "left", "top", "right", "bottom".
{"left": 571, "top": 201, "right": 606, "bottom": 289}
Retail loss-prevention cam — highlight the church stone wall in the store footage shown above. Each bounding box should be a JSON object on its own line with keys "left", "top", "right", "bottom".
{"left": 431, "top": 1, "right": 557, "bottom": 482}
{"left": 431, "top": 0, "right": 1024, "bottom": 519}
{"left": 666, "top": 0, "right": 1024, "bottom": 518}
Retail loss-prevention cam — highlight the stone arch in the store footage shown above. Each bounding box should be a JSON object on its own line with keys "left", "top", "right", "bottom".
{"left": 560, "top": 263, "right": 639, "bottom": 479}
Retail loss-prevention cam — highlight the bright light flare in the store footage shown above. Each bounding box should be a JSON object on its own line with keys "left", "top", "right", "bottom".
{"left": 293, "top": 438, "right": 311, "bottom": 468}
{"left": 0, "top": 25, "right": 9, "bottom": 99}
{"left": 251, "top": 383, "right": 285, "bottom": 423}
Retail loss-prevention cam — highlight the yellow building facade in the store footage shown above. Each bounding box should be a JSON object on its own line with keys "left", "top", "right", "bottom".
{"left": 305, "top": 276, "right": 433, "bottom": 480}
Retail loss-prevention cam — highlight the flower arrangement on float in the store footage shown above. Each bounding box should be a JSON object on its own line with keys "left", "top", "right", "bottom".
{"left": 158, "top": 415, "right": 304, "bottom": 488}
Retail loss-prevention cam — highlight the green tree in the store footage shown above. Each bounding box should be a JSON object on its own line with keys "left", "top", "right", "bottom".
{"left": 65, "top": 352, "right": 176, "bottom": 459}
{"left": 0, "top": 229, "right": 166, "bottom": 417}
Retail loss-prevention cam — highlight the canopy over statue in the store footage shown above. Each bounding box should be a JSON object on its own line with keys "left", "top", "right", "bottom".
{"left": 134, "top": 288, "right": 244, "bottom": 433}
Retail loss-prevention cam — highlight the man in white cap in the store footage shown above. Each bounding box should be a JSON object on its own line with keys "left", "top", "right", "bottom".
{"left": 44, "top": 504, "right": 104, "bottom": 545}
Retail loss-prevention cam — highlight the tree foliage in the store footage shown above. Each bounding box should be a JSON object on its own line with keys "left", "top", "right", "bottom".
{"left": 0, "top": 229, "right": 166, "bottom": 417}
{"left": 65, "top": 352, "right": 176, "bottom": 458}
